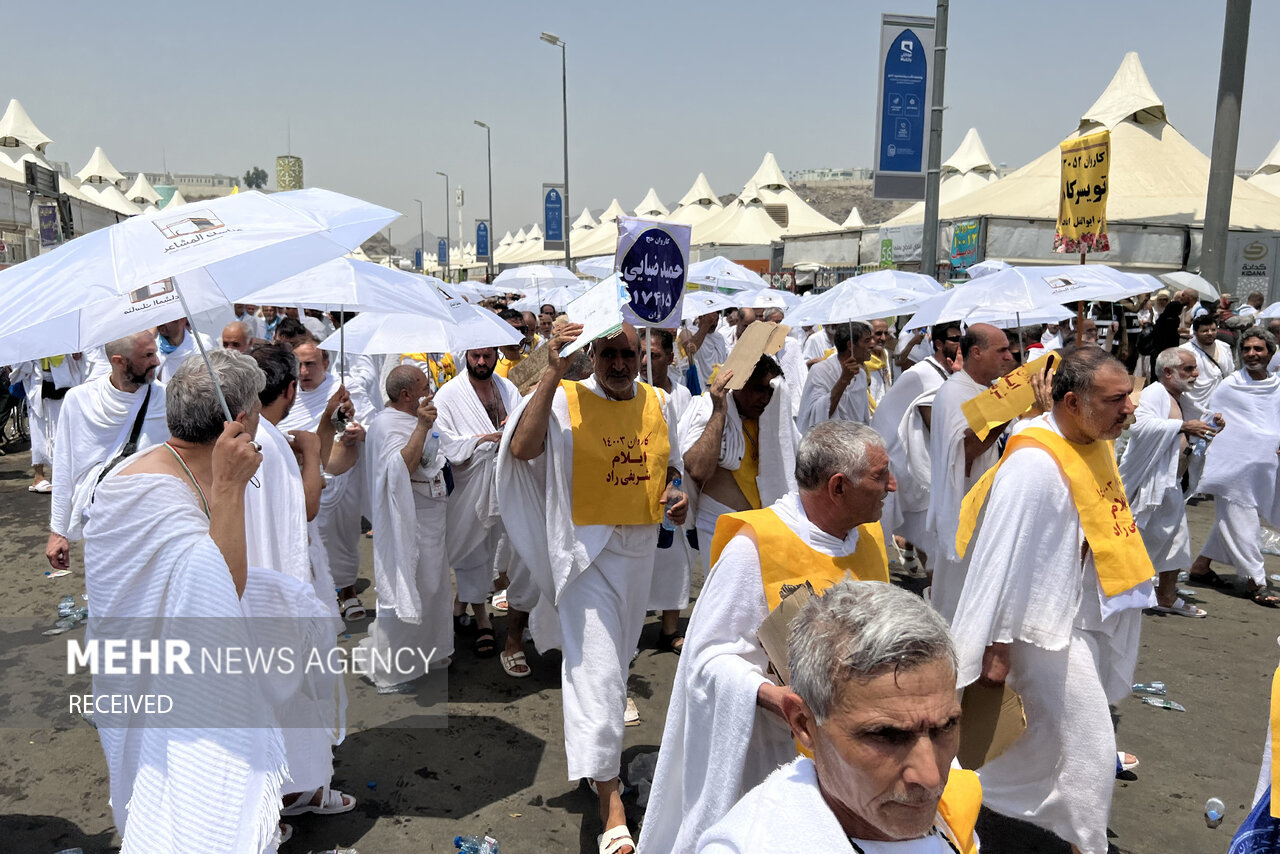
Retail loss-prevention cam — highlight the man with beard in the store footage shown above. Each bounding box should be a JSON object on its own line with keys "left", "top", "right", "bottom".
{"left": 1119, "top": 348, "right": 1218, "bottom": 617}
{"left": 949, "top": 346, "right": 1155, "bottom": 854}
{"left": 278, "top": 338, "right": 368, "bottom": 620}
{"left": 155, "top": 318, "right": 212, "bottom": 383}
{"left": 1188, "top": 329, "right": 1280, "bottom": 606}
{"left": 495, "top": 309, "right": 532, "bottom": 378}
{"left": 46, "top": 330, "right": 168, "bottom": 570}
{"left": 680, "top": 355, "right": 798, "bottom": 574}
{"left": 798, "top": 321, "right": 875, "bottom": 431}
{"left": 433, "top": 347, "right": 522, "bottom": 665}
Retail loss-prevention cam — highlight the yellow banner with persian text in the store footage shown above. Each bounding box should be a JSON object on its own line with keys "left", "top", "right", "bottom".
{"left": 961, "top": 351, "right": 1059, "bottom": 441}
{"left": 1054, "top": 130, "right": 1111, "bottom": 254}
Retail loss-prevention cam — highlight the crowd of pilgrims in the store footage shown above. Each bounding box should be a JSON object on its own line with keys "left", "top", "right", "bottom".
{"left": 14, "top": 282, "right": 1280, "bottom": 853}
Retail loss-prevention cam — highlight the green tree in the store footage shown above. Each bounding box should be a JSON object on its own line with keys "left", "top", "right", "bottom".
{"left": 242, "top": 166, "right": 268, "bottom": 190}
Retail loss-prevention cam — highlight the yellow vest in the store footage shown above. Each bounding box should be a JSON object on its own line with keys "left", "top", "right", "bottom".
{"left": 937, "top": 769, "right": 983, "bottom": 854}
{"left": 863, "top": 352, "right": 888, "bottom": 417}
{"left": 563, "top": 380, "right": 670, "bottom": 526}
{"left": 709, "top": 506, "right": 889, "bottom": 611}
{"left": 956, "top": 426, "right": 1154, "bottom": 597}
{"left": 402, "top": 352, "right": 457, "bottom": 389}
{"left": 731, "top": 419, "right": 763, "bottom": 510}
{"left": 495, "top": 352, "right": 523, "bottom": 378}
{"left": 1272, "top": 665, "right": 1280, "bottom": 817}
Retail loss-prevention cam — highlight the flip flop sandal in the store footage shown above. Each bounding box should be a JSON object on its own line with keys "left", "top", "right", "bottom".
{"left": 598, "top": 825, "right": 636, "bottom": 854}
{"left": 1188, "top": 569, "right": 1232, "bottom": 589}
{"left": 1252, "top": 588, "right": 1280, "bottom": 608}
{"left": 1116, "top": 751, "right": 1139, "bottom": 776}
{"left": 1149, "top": 597, "right": 1208, "bottom": 618}
{"left": 500, "top": 650, "right": 531, "bottom": 678}
{"left": 281, "top": 785, "right": 357, "bottom": 816}
{"left": 474, "top": 627, "right": 497, "bottom": 658}
{"left": 28, "top": 480, "right": 51, "bottom": 493}
{"left": 624, "top": 696, "right": 640, "bottom": 727}
{"left": 491, "top": 589, "right": 509, "bottom": 612}
{"left": 657, "top": 630, "right": 684, "bottom": 655}
{"left": 340, "top": 597, "right": 366, "bottom": 621}
{"left": 278, "top": 823, "right": 293, "bottom": 845}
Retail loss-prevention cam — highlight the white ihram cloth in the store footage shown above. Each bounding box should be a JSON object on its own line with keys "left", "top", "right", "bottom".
{"left": 678, "top": 386, "right": 799, "bottom": 575}
{"left": 950, "top": 415, "right": 1152, "bottom": 854}
{"left": 1179, "top": 339, "right": 1234, "bottom": 418}
{"left": 360, "top": 408, "right": 451, "bottom": 686}
{"left": 650, "top": 381, "right": 695, "bottom": 610}
{"left": 434, "top": 370, "right": 521, "bottom": 603}
{"left": 802, "top": 328, "right": 831, "bottom": 363}
{"left": 1196, "top": 370, "right": 1280, "bottom": 586}
{"left": 244, "top": 419, "right": 345, "bottom": 793}
{"left": 798, "top": 353, "right": 869, "bottom": 432}
{"left": 640, "top": 492, "right": 863, "bottom": 854}
{"left": 927, "top": 370, "right": 1001, "bottom": 622}
{"left": 1118, "top": 382, "right": 1191, "bottom": 573}
{"left": 773, "top": 337, "right": 806, "bottom": 419}
{"left": 496, "top": 376, "right": 677, "bottom": 781}
{"left": 868, "top": 356, "right": 892, "bottom": 406}
{"left": 346, "top": 353, "right": 386, "bottom": 425}
{"left": 279, "top": 373, "right": 364, "bottom": 588}
{"left": 14, "top": 356, "right": 85, "bottom": 466}
{"left": 872, "top": 357, "right": 951, "bottom": 547}
{"left": 690, "top": 329, "right": 729, "bottom": 391}
{"left": 695, "top": 758, "right": 958, "bottom": 854}
{"left": 84, "top": 471, "right": 313, "bottom": 854}
{"left": 155, "top": 330, "right": 213, "bottom": 384}
{"left": 50, "top": 376, "right": 168, "bottom": 540}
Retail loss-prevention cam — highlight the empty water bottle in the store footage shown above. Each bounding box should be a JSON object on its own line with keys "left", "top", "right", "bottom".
{"left": 1132, "top": 681, "right": 1167, "bottom": 696}
{"left": 1205, "top": 797, "right": 1225, "bottom": 828}
{"left": 1142, "top": 696, "right": 1186, "bottom": 712}
{"left": 657, "top": 476, "right": 682, "bottom": 549}
{"left": 57, "top": 595, "right": 76, "bottom": 617}
{"left": 454, "top": 835, "right": 499, "bottom": 854}
{"left": 1191, "top": 436, "right": 1208, "bottom": 456}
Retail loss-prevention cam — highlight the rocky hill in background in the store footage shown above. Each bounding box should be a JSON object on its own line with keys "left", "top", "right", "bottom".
{"left": 718, "top": 182, "right": 911, "bottom": 229}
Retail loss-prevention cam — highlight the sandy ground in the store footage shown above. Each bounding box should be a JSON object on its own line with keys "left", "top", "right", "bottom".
{"left": 1, "top": 439, "right": 1277, "bottom": 854}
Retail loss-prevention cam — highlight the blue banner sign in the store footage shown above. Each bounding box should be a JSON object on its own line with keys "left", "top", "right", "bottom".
{"left": 543, "top": 183, "right": 565, "bottom": 250}
{"left": 873, "top": 14, "right": 935, "bottom": 200}
{"left": 437, "top": 238, "right": 448, "bottom": 265}
{"left": 475, "top": 220, "right": 490, "bottom": 259}
{"left": 615, "top": 216, "right": 691, "bottom": 328}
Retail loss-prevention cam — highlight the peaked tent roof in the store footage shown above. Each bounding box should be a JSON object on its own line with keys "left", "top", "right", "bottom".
{"left": 943, "top": 127, "right": 998, "bottom": 179}
{"left": 885, "top": 127, "right": 1000, "bottom": 223}
{"left": 842, "top": 207, "right": 865, "bottom": 228}
{"left": 163, "top": 188, "right": 187, "bottom": 209}
{"left": 1247, "top": 137, "right": 1280, "bottom": 198}
{"left": 669, "top": 172, "right": 724, "bottom": 227}
{"left": 693, "top": 182, "right": 785, "bottom": 246}
{"left": 596, "top": 198, "right": 627, "bottom": 225}
{"left": 634, "top": 187, "right": 669, "bottom": 218}
{"left": 124, "top": 172, "right": 163, "bottom": 205}
{"left": 571, "top": 207, "right": 597, "bottom": 230}
{"left": 748, "top": 151, "right": 789, "bottom": 191}
{"left": 888, "top": 52, "right": 1280, "bottom": 230}
{"left": 740, "top": 152, "right": 840, "bottom": 234}
{"left": 0, "top": 99, "right": 52, "bottom": 151}
{"left": 79, "top": 181, "right": 140, "bottom": 215}
{"left": 75, "top": 146, "right": 125, "bottom": 184}
{"left": 570, "top": 199, "right": 629, "bottom": 257}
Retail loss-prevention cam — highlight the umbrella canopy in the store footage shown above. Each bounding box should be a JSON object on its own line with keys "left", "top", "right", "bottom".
{"left": 686, "top": 256, "right": 768, "bottom": 292}
{"left": 492, "top": 264, "right": 581, "bottom": 295}
{"left": 242, "top": 258, "right": 454, "bottom": 319}
{"left": 682, "top": 290, "right": 738, "bottom": 319}
{"left": 319, "top": 307, "right": 521, "bottom": 356}
{"left": 0, "top": 189, "right": 398, "bottom": 363}
{"left": 966, "top": 258, "right": 1012, "bottom": 279}
{"left": 576, "top": 255, "right": 615, "bottom": 279}
{"left": 783, "top": 285, "right": 921, "bottom": 328}
{"left": 905, "top": 264, "right": 1145, "bottom": 329}
{"left": 1158, "top": 270, "right": 1221, "bottom": 301}
{"left": 968, "top": 305, "right": 1076, "bottom": 329}
{"left": 841, "top": 269, "right": 945, "bottom": 297}
{"left": 735, "top": 289, "right": 801, "bottom": 311}
{"left": 509, "top": 284, "right": 588, "bottom": 313}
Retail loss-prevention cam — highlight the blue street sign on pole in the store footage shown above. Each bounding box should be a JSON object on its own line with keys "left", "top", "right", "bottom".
{"left": 475, "top": 220, "right": 490, "bottom": 260}
{"left": 873, "top": 14, "right": 935, "bottom": 200}
{"left": 414, "top": 248, "right": 423, "bottom": 270}
{"left": 542, "top": 183, "right": 565, "bottom": 250}
{"left": 437, "top": 238, "right": 448, "bottom": 265}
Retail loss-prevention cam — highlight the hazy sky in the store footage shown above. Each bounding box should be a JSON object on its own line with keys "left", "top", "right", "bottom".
{"left": 9, "top": 1, "right": 1279, "bottom": 248}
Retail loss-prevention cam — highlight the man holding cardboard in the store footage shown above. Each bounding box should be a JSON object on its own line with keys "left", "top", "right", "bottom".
{"left": 639, "top": 421, "right": 892, "bottom": 854}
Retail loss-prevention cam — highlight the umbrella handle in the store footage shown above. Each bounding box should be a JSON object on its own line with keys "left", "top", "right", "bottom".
{"left": 172, "top": 278, "right": 235, "bottom": 423}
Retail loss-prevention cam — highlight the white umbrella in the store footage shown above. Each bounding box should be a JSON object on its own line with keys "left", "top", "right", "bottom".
{"left": 1259, "top": 302, "right": 1280, "bottom": 319}
{"left": 686, "top": 256, "right": 768, "bottom": 292}
{"left": 841, "top": 269, "right": 945, "bottom": 296}
{"left": 492, "top": 264, "right": 581, "bottom": 297}
{"left": 1159, "top": 270, "right": 1221, "bottom": 301}
{"left": 970, "top": 305, "right": 1075, "bottom": 329}
{"left": 509, "top": 284, "right": 588, "bottom": 313}
{"left": 783, "top": 284, "right": 920, "bottom": 328}
{"left": 319, "top": 307, "right": 521, "bottom": 356}
{"left": 735, "top": 289, "right": 801, "bottom": 311}
{"left": 682, "top": 290, "right": 737, "bottom": 319}
{"left": 243, "top": 258, "right": 454, "bottom": 317}
{"left": 576, "top": 255, "right": 615, "bottom": 279}
{"left": 905, "top": 264, "right": 1145, "bottom": 329}
{"left": 966, "top": 258, "right": 1011, "bottom": 279}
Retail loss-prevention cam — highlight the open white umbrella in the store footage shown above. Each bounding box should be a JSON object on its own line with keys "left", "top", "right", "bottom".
{"left": 735, "top": 289, "right": 801, "bottom": 311}
{"left": 682, "top": 290, "right": 737, "bottom": 319}
{"left": 966, "top": 258, "right": 1011, "bottom": 279}
{"left": 0, "top": 189, "right": 398, "bottom": 416}
{"left": 509, "top": 284, "right": 588, "bottom": 313}
{"left": 841, "top": 269, "right": 945, "bottom": 296}
{"left": 319, "top": 307, "right": 521, "bottom": 356}
{"left": 492, "top": 264, "right": 581, "bottom": 297}
{"left": 1158, "top": 270, "right": 1221, "bottom": 301}
{"left": 686, "top": 256, "right": 768, "bottom": 292}
{"left": 576, "top": 255, "right": 615, "bottom": 279}
{"left": 1259, "top": 302, "right": 1280, "bottom": 319}
{"left": 783, "top": 284, "right": 921, "bottom": 328}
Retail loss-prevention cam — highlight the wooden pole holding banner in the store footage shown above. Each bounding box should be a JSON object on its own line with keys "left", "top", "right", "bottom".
{"left": 1077, "top": 251, "right": 1086, "bottom": 345}
{"left": 646, "top": 326, "right": 653, "bottom": 386}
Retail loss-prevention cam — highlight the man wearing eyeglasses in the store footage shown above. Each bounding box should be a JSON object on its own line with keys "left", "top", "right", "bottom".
{"left": 495, "top": 308, "right": 531, "bottom": 378}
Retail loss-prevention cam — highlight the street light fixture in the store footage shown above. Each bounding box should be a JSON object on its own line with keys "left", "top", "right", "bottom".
{"left": 412, "top": 198, "right": 425, "bottom": 273}
{"left": 539, "top": 31, "right": 571, "bottom": 268}
{"left": 435, "top": 170, "right": 450, "bottom": 282}
{"left": 474, "top": 120, "right": 495, "bottom": 283}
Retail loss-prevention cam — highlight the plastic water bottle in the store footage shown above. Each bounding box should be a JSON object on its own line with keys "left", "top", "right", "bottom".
{"left": 454, "top": 835, "right": 499, "bottom": 854}
{"left": 661, "top": 476, "right": 682, "bottom": 532}
{"left": 423, "top": 431, "right": 441, "bottom": 464}
{"left": 1205, "top": 797, "right": 1225, "bottom": 828}
{"left": 1132, "top": 681, "right": 1167, "bottom": 696}
{"left": 57, "top": 595, "right": 76, "bottom": 617}
{"left": 1191, "top": 436, "right": 1208, "bottom": 456}
{"left": 1142, "top": 696, "right": 1186, "bottom": 712}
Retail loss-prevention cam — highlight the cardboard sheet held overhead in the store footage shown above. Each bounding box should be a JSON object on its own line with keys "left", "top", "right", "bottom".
{"left": 719, "top": 320, "right": 791, "bottom": 391}
{"left": 756, "top": 580, "right": 817, "bottom": 685}
{"left": 957, "top": 683, "right": 1026, "bottom": 770}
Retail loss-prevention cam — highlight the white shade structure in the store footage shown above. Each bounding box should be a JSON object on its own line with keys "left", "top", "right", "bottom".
{"left": 885, "top": 128, "right": 1000, "bottom": 224}
{"left": 667, "top": 172, "right": 724, "bottom": 227}
{"left": 693, "top": 182, "right": 785, "bottom": 246}
{"left": 75, "top": 146, "right": 126, "bottom": 184}
{"left": 493, "top": 263, "right": 581, "bottom": 295}
{"left": 0, "top": 98, "right": 51, "bottom": 151}
{"left": 569, "top": 199, "right": 628, "bottom": 258}
{"left": 747, "top": 152, "right": 839, "bottom": 235}
{"left": 633, "top": 188, "right": 669, "bottom": 218}
{"left": 124, "top": 172, "right": 163, "bottom": 206}
{"left": 842, "top": 207, "right": 865, "bottom": 228}
{"left": 1247, "top": 137, "right": 1280, "bottom": 199}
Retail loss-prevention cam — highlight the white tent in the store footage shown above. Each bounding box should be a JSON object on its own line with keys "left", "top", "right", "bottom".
{"left": 885, "top": 127, "right": 1000, "bottom": 224}
{"left": 692, "top": 181, "right": 785, "bottom": 246}
{"left": 570, "top": 207, "right": 597, "bottom": 231}
{"left": 746, "top": 151, "right": 839, "bottom": 235}
{"left": 504, "top": 224, "right": 547, "bottom": 265}
{"left": 75, "top": 146, "right": 125, "bottom": 184}
{"left": 124, "top": 172, "right": 163, "bottom": 206}
{"left": 0, "top": 98, "right": 51, "bottom": 151}
{"left": 163, "top": 188, "right": 187, "bottom": 209}
{"left": 633, "top": 187, "right": 669, "bottom": 218}
{"left": 842, "top": 207, "right": 865, "bottom": 228}
{"left": 667, "top": 172, "right": 724, "bottom": 227}
{"left": 495, "top": 226, "right": 527, "bottom": 264}
{"left": 1248, "top": 137, "right": 1280, "bottom": 199}
{"left": 73, "top": 147, "right": 138, "bottom": 216}
{"left": 889, "top": 52, "right": 1280, "bottom": 230}
{"left": 569, "top": 199, "right": 628, "bottom": 258}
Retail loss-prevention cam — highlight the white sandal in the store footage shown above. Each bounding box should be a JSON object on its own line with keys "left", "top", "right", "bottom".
{"left": 598, "top": 825, "right": 635, "bottom": 854}
{"left": 280, "top": 785, "right": 357, "bottom": 816}
{"left": 340, "top": 597, "right": 366, "bottom": 621}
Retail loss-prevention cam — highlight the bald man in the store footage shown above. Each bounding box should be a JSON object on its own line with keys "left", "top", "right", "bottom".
{"left": 220, "top": 321, "right": 253, "bottom": 352}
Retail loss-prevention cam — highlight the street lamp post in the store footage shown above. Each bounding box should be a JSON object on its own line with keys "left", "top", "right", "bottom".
{"left": 413, "top": 198, "right": 425, "bottom": 273}
{"left": 435, "top": 170, "right": 450, "bottom": 282}
{"left": 474, "top": 120, "right": 494, "bottom": 283}
{"left": 539, "top": 32, "right": 571, "bottom": 268}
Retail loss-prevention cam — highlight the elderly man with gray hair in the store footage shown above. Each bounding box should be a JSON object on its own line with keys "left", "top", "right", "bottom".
{"left": 640, "top": 421, "right": 893, "bottom": 854}
{"left": 696, "top": 580, "right": 981, "bottom": 853}
{"left": 85, "top": 349, "right": 332, "bottom": 852}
